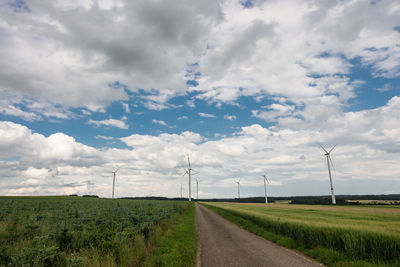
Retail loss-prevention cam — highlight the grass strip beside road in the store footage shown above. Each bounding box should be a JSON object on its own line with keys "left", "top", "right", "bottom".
{"left": 202, "top": 203, "right": 400, "bottom": 267}
{"left": 143, "top": 203, "right": 197, "bottom": 267}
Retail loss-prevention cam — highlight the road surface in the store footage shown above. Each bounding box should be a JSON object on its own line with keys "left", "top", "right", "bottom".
{"left": 196, "top": 204, "right": 322, "bottom": 267}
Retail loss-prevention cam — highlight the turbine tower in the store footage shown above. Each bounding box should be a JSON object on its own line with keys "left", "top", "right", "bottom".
{"left": 111, "top": 166, "right": 120, "bottom": 198}
{"left": 320, "top": 144, "right": 337, "bottom": 204}
{"left": 196, "top": 178, "right": 200, "bottom": 200}
{"left": 180, "top": 183, "right": 183, "bottom": 199}
{"left": 262, "top": 174, "right": 270, "bottom": 204}
{"left": 183, "top": 154, "right": 198, "bottom": 201}
{"left": 235, "top": 178, "right": 241, "bottom": 199}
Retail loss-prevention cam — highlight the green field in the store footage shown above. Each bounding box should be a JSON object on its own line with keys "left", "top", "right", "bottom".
{"left": 202, "top": 202, "right": 400, "bottom": 266}
{"left": 0, "top": 196, "right": 196, "bottom": 266}
{"left": 3, "top": 196, "right": 400, "bottom": 266}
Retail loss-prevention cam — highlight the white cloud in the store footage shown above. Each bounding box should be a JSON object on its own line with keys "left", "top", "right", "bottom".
{"left": 142, "top": 101, "right": 173, "bottom": 111}
{"left": 186, "top": 99, "right": 195, "bottom": 108}
{"left": 0, "top": 88, "right": 71, "bottom": 121}
{"left": 0, "top": 104, "right": 41, "bottom": 121}
{"left": 22, "top": 167, "right": 52, "bottom": 180}
{"left": 194, "top": 0, "right": 400, "bottom": 105}
{"left": 95, "top": 135, "right": 114, "bottom": 140}
{"left": 217, "top": 142, "right": 246, "bottom": 156}
{"left": 224, "top": 114, "right": 236, "bottom": 121}
{"left": 122, "top": 103, "right": 130, "bottom": 113}
{"left": 376, "top": 84, "right": 392, "bottom": 92}
{"left": 0, "top": 0, "right": 222, "bottom": 112}
{"left": 253, "top": 103, "right": 297, "bottom": 122}
{"left": 81, "top": 109, "right": 91, "bottom": 115}
{"left": 1, "top": 95, "right": 400, "bottom": 198}
{"left": 198, "top": 112, "right": 216, "bottom": 118}
{"left": 152, "top": 119, "right": 167, "bottom": 127}
{"left": 0, "top": 0, "right": 399, "bottom": 114}
{"left": 88, "top": 118, "right": 129, "bottom": 129}
{"left": 0, "top": 121, "right": 100, "bottom": 165}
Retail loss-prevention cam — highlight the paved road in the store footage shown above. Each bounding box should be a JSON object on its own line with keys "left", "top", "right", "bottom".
{"left": 196, "top": 204, "right": 322, "bottom": 267}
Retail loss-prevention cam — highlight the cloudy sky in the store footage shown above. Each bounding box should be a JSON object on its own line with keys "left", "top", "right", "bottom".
{"left": 1, "top": 0, "right": 400, "bottom": 198}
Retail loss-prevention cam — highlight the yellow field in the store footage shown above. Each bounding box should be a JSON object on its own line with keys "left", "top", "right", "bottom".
{"left": 203, "top": 202, "right": 400, "bottom": 238}
{"left": 202, "top": 202, "right": 400, "bottom": 265}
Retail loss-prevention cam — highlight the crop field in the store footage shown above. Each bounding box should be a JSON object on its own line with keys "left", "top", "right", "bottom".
{"left": 202, "top": 202, "right": 400, "bottom": 266}
{"left": 0, "top": 196, "right": 194, "bottom": 266}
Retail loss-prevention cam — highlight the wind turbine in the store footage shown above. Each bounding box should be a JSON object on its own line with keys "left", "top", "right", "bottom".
{"left": 235, "top": 178, "right": 241, "bottom": 199}
{"left": 195, "top": 178, "right": 200, "bottom": 201}
{"left": 262, "top": 174, "right": 270, "bottom": 204}
{"left": 183, "top": 154, "right": 199, "bottom": 201}
{"left": 180, "top": 183, "right": 183, "bottom": 199}
{"left": 111, "top": 166, "right": 120, "bottom": 199}
{"left": 320, "top": 144, "right": 337, "bottom": 204}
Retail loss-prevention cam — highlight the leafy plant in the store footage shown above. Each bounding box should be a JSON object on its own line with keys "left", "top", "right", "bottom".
{"left": 0, "top": 196, "right": 190, "bottom": 266}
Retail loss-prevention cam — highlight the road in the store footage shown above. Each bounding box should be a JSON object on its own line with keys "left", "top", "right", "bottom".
{"left": 196, "top": 204, "right": 322, "bottom": 267}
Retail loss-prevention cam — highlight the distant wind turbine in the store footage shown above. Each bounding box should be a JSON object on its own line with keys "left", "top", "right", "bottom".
{"left": 183, "top": 154, "right": 199, "bottom": 201}
{"left": 262, "top": 174, "right": 270, "bottom": 204}
{"left": 320, "top": 144, "right": 337, "bottom": 204}
{"left": 196, "top": 178, "right": 200, "bottom": 200}
{"left": 235, "top": 178, "right": 241, "bottom": 199}
{"left": 111, "top": 166, "right": 121, "bottom": 198}
{"left": 180, "top": 183, "right": 183, "bottom": 199}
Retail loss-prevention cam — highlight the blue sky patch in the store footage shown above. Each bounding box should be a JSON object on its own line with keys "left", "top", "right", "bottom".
{"left": 10, "top": 0, "right": 30, "bottom": 13}
{"left": 240, "top": 0, "right": 255, "bottom": 8}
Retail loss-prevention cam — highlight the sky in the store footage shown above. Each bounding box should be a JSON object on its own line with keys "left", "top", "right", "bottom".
{"left": 0, "top": 0, "right": 400, "bottom": 198}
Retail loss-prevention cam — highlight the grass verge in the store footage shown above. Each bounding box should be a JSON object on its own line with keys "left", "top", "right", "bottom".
{"left": 142, "top": 203, "right": 197, "bottom": 267}
{"left": 202, "top": 203, "right": 399, "bottom": 267}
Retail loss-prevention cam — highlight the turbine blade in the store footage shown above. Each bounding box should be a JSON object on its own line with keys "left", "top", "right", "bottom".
{"left": 319, "top": 144, "right": 328, "bottom": 153}
{"left": 262, "top": 174, "right": 270, "bottom": 183}
{"left": 329, "top": 144, "right": 337, "bottom": 153}
{"left": 113, "top": 165, "right": 121, "bottom": 173}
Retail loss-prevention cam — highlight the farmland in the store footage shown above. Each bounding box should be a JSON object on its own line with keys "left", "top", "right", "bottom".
{"left": 2, "top": 196, "right": 400, "bottom": 266}
{"left": 0, "top": 196, "right": 196, "bottom": 266}
{"left": 202, "top": 202, "right": 400, "bottom": 266}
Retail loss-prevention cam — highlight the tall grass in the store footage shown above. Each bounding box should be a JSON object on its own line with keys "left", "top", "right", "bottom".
{"left": 203, "top": 203, "right": 400, "bottom": 266}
